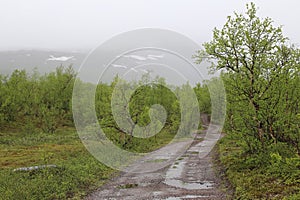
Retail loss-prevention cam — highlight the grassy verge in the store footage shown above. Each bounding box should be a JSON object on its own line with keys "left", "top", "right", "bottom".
{"left": 217, "top": 133, "right": 300, "bottom": 199}
{"left": 101, "top": 125, "right": 180, "bottom": 154}
{"left": 0, "top": 126, "right": 181, "bottom": 199}
{"left": 0, "top": 128, "right": 116, "bottom": 200}
{"left": 212, "top": 144, "right": 234, "bottom": 199}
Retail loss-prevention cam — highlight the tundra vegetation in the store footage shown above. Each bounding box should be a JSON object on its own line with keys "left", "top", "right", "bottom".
{"left": 194, "top": 3, "right": 300, "bottom": 199}
{"left": 0, "top": 3, "right": 299, "bottom": 199}
{"left": 0, "top": 66, "right": 211, "bottom": 199}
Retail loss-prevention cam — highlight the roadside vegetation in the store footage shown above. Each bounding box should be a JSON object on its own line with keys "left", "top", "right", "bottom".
{"left": 0, "top": 128, "right": 115, "bottom": 199}
{"left": 1, "top": 3, "right": 298, "bottom": 199}
{"left": 0, "top": 65, "right": 211, "bottom": 199}
{"left": 194, "top": 3, "right": 300, "bottom": 199}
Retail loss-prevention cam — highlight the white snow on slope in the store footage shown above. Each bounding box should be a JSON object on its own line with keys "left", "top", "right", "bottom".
{"left": 47, "top": 55, "right": 74, "bottom": 61}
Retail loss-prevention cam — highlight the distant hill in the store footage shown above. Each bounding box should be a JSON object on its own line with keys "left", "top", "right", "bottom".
{"left": 0, "top": 50, "right": 86, "bottom": 75}
{"left": 0, "top": 48, "right": 214, "bottom": 85}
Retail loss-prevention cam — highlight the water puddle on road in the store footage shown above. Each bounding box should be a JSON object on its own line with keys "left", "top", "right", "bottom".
{"left": 165, "top": 179, "right": 213, "bottom": 190}
{"left": 165, "top": 195, "right": 212, "bottom": 200}
{"left": 164, "top": 156, "right": 214, "bottom": 190}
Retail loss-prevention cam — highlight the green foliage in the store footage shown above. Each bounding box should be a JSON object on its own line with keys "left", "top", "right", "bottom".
{"left": 201, "top": 3, "right": 300, "bottom": 199}
{"left": 94, "top": 75, "right": 183, "bottom": 152}
{"left": 0, "top": 66, "right": 211, "bottom": 199}
{"left": 0, "top": 129, "right": 114, "bottom": 200}
{"left": 193, "top": 83, "right": 211, "bottom": 113}
{"left": 195, "top": 2, "right": 300, "bottom": 152}
{"left": 218, "top": 134, "right": 300, "bottom": 199}
{"left": 0, "top": 66, "right": 76, "bottom": 133}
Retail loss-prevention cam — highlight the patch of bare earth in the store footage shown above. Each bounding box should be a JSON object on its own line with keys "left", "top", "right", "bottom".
{"left": 86, "top": 128, "right": 229, "bottom": 200}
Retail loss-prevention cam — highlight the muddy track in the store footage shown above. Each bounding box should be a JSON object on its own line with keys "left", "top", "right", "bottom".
{"left": 86, "top": 128, "right": 228, "bottom": 200}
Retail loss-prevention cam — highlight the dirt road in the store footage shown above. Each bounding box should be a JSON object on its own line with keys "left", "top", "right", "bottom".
{"left": 86, "top": 128, "right": 227, "bottom": 200}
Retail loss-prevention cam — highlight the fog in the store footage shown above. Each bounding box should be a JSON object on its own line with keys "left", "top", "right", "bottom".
{"left": 1, "top": 0, "right": 299, "bottom": 51}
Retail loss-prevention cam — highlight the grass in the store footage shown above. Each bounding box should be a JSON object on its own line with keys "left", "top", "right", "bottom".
{"left": 217, "top": 133, "right": 300, "bottom": 200}
{"left": 0, "top": 128, "right": 115, "bottom": 200}
{"left": 0, "top": 126, "right": 182, "bottom": 199}
{"left": 102, "top": 126, "right": 179, "bottom": 153}
{"left": 117, "top": 183, "right": 138, "bottom": 189}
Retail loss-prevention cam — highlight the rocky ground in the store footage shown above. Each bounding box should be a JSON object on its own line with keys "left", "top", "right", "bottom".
{"left": 86, "top": 126, "right": 229, "bottom": 200}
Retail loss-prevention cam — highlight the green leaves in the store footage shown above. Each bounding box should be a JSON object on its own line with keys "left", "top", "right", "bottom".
{"left": 196, "top": 2, "right": 300, "bottom": 153}
{"left": 0, "top": 66, "right": 76, "bottom": 133}
{"left": 94, "top": 76, "right": 182, "bottom": 150}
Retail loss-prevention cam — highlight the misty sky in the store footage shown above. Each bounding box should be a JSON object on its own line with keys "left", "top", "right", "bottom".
{"left": 1, "top": 0, "right": 299, "bottom": 51}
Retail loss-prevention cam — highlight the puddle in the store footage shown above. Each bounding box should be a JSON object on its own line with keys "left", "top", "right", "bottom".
{"left": 153, "top": 191, "right": 164, "bottom": 196}
{"left": 165, "top": 160, "right": 186, "bottom": 179}
{"left": 164, "top": 179, "right": 213, "bottom": 190}
{"left": 165, "top": 195, "right": 211, "bottom": 200}
{"left": 164, "top": 153, "right": 214, "bottom": 190}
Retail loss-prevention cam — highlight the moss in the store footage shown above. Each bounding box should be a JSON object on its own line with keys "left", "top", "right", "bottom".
{"left": 217, "top": 133, "right": 300, "bottom": 200}
{"left": 117, "top": 183, "right": 138, "bottom": 189}
{"left": 0, "top": 128, "right": 115, "bottom": 200}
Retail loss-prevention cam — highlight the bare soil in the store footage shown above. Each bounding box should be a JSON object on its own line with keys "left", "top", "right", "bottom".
{"left": 86, "top": 129, "right": 230, "bottom": 200}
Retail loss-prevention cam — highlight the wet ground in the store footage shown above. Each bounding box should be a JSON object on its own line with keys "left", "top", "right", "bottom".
{"left": 86, "top": 128, "right": 227, "bottom": 200}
